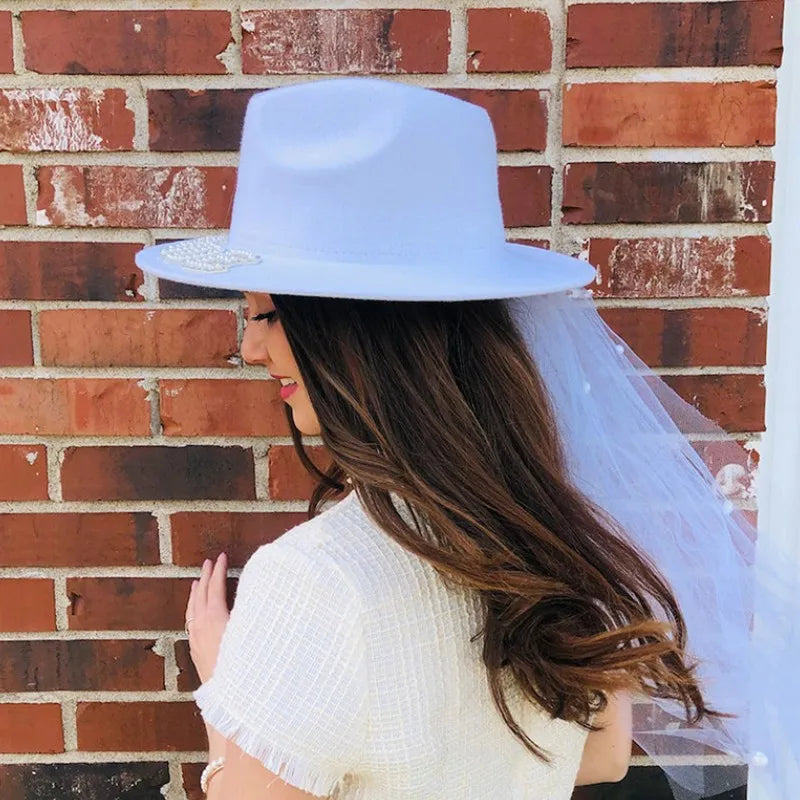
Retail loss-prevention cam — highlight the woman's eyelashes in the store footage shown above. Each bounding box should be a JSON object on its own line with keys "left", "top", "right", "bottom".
{"left": 250, "top": 310, "right": 278, "bottom": 324}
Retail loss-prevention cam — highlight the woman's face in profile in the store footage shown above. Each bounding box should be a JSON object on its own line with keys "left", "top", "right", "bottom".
{"left": 241, "top": 292, "right": 321, "bottom": 435}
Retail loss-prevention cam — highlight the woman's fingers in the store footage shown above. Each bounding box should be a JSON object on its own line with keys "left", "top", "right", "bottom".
{"left": 209, "top": 552, "right": 228, "bottom": 611}
{"left": 197, "top": 557, "right": 213, "bottom": 608}
{"left": 186, "top": 578, "right": 197, "bottom": 622}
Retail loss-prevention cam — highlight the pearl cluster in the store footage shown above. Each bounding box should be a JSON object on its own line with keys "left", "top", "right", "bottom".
{"left": 161, "top": 235, "right": 262, "bottom": 273}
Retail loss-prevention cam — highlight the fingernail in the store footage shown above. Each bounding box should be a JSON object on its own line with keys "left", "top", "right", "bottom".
{"left": 203, "top": 558, "right": 211, "bottom": 568}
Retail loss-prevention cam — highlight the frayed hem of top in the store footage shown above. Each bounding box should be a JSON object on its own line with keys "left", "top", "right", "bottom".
{"left": 194, "top": 683, "right": 355, "bottom": 799}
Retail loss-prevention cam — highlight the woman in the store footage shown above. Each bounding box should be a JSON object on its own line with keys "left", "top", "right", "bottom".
{"left": 136, "top": 77, "right": 794, "bottom": 799}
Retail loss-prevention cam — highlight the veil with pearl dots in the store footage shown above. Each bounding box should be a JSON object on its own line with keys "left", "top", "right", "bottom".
{"left": 505, "top": 288, "right": 799, "bottom": 800}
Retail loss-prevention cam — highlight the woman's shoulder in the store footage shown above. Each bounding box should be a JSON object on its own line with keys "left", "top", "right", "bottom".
{"left": 238, "top": 491, "right": 377, "bottom": 597}
{"left": 242, "top": 489, "right": 435, "bottom": 612}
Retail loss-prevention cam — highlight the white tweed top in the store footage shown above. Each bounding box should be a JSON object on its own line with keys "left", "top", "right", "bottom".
{"left": 194, "top": 489, "right": 591, "bottom": 799}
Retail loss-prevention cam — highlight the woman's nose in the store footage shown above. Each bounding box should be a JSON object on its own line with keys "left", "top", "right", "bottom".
{"left": 240, "top": 326, "right": 269, "bottom": 366}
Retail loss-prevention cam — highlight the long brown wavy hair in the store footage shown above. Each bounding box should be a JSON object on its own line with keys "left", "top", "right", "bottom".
{"left": 270, "top": 292, "right": 734, "bottom": 761}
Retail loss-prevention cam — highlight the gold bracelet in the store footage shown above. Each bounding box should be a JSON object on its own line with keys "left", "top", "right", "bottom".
{"left": 200, "top": 756, "right": 225, "bottom": 794}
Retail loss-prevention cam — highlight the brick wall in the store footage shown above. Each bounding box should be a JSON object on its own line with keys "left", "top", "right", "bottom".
{"left": 0, "top": 2, "right": 782, "bottom": 798}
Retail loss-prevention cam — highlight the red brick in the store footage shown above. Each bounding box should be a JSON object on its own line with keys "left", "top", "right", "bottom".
{"left": 148, "top": 88, "right": 259, "bottom": 152}
{"left": 563, "top": 162, "right": 773, "bottom": 224}
{"left": 268, "top": 444, "right": 333, "bottom": 501}
{"left": 0, "top": 640, "right": 164, "bottom": 692}
{"left": 61, "top": 446, "right": 256, "bottom": 501}
{"left": 467, "top": 8, "right": 551, "bottom": 73}
{"left": 39, "top": 309, "right": 237, "bottom": 367}
{"left": 0, "top": 89, "right": 134, "bottom": 152}
{"left": 440, "top": 89, "right": 548, "bottom": 151}
{"left": 0, "top": 705, "right": 63, "bottom": 753}
{"left": 0, "top": 379, "right": 150, "bottom": 436}
{"left": 183, "top": 763, "right": 205, "bottom": 800}
{"left": 586, "top": 237, "right": 771, "bottom": 299}
{"left": 508, "top": 238, "right": 550, "bottom": 250}
{"left": 0, "top": 446, "right": 47, "bottom": 501}
{"left": 77, "top": 702, "right": 205, "bottom": 752}
{"left": 171, "top": 510, "right": 306, "bottom": 567}
{"left": 563, "top": 82, "right": 775, "bottom": 148}
{"left": 67, "top": 577, "right": 192, "bottom": 631}
{"left": 65, "top": 575, "right": 236, "bottom": 631}
{"left": 0, "top": 241, "right": 144, "bottom": 300}
{"left": 0, "top": 12, "right": 12, "bottom": 73}
{"left": 160, "top": 379, "right": 289, "bottom": 437}
{"left": 2, "top": 513, "right": 159, "bottom": 567}
{"left": 36, "top": 166, "right": 236, "bottom": 228}
{"left": 662, "top": 374, "right": 765, "bottom": 433}
{"left": 598, "top": 307, "right": 766, "bottom": 368}
{"left": 567, "top": 1, "right": 783, "bottom": 68}
{"left": 0, "top": 579, "right": 55, "bottom": 632}
{"left": 499, "top": 166, "right": 551, "bottom": 228}
{"left": 22, "top": 11, "right": 232, "bottom": 75}
{"left": 0, "top": 310, "right": 33, "bottom": 365}
{"left": 0, "top": 165, "right": 26, "bottom": 224}
{"left": 241, "top": 9, "right": 450, "bottom": 74}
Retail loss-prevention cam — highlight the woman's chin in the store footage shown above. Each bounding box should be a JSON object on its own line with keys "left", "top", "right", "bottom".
{"left": 291, "top": 406, "right": 321, "bottom": 436}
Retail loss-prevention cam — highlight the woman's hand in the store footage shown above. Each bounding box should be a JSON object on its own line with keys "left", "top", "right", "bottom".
{"left": 185, "top": 553, "right": 230, "bottom": 685}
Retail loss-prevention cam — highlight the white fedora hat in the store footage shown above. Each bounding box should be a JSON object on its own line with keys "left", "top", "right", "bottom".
{"left": 135, "top": 77, "right": 594, "bottom": 301}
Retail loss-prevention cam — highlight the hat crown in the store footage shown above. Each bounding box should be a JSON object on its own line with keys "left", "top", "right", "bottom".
{"left": 229, "top": 78, "right": 506, "bottom": 264}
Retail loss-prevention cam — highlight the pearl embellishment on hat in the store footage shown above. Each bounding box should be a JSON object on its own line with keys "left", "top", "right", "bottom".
{"left": 750, "top": 751, "right": 769, "bottom": 768}
{"left": 161, "top": 235, "right": 261, "bottom": 273}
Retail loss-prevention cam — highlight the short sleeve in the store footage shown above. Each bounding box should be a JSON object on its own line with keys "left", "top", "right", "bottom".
{"left": 193, "top": 540, "right": 369, "bottom": 797}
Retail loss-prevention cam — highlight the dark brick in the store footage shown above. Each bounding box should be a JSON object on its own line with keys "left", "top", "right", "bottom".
{"left": 440, "top": 88, "right": 548, "bottom": 151}
{"left": 61, "top": 446, "right": 256, "bottom": 501}
{"left": 0, "top": 241, "right": 144, "bottom": 301}
{"left": 158, "top": 278, "right": 241, "bottom": 300}
{"left": 0, "top": 639, "right": 164, "bottom": 692}
{"left": 563, "top": 162, "right": 773, "bottom": 224}
{"left": 598, "top": 307, "right": 766, "bottom": 367}
{"left": 175, "top": 639, "right": 200, "bottom": 692}
{"left": 0, "top": 762, "right": 170, "bottom": 800}
{"left": 156, "top": 237, "right": 241, "bottom": 299}
{"left": 567, "top": 1, "right": 783, "bottom": 68}
{"left": 148, "top": 89, "right": 259, "bottom": 151}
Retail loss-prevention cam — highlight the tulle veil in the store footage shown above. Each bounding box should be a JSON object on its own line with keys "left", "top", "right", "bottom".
{"left": 505, "top": 288, "right": 799, "bottom": 800}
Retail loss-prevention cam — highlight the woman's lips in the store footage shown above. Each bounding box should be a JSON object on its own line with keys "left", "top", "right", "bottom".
{"left": 279, "top": 383, "right": 298, "bottom": 400}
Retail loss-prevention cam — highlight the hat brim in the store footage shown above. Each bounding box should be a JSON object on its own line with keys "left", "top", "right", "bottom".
{"left": 134, "top": 234, "right": 596, "bottom": 301}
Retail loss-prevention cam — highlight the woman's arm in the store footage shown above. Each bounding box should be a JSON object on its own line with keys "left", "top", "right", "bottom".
{"left": 205, "top": 727, "right": 322, "bottom": 800}
{"left": 573, "top": 690, "right": 633, "bottom": 786}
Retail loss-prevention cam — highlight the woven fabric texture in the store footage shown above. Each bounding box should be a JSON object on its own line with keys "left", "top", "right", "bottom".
{"left": 194, "top": 489, "right": 590, "bottom": 799}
